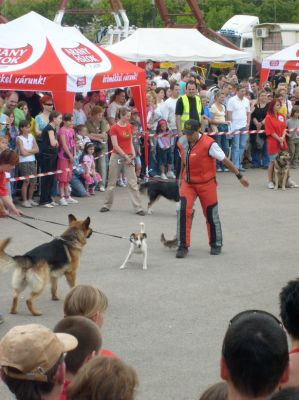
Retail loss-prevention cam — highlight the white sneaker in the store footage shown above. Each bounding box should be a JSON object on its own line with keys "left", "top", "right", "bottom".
{"left": 268, "top": 182, "right": 275, "bottom": 189}
{"left": 217, "top": 168, "right": 222, "bottom": 172}
{"left": 166, "top": 171, "right": 176, "bottom": 179}
{"left": 21, "top": 200, "right": 32, "bottom": 208}
{"left": 66, "top": 197, "right": 78, "bottom": 204}
{"left": 30, "top": 200, "right": 39, "bottom": 206}
{"left": 59, "top": 197, "right": 68, "bottom": 206}
{"left": 43, "top": 203, "right": 54, "bottom": 208}
{"left": 50, "top": 201, "right": 59, "bottom": 206}
{"left": 99, "top": 186, "right": 106, "bottom": 192}
{"left": 160, "top": 173, "right": 168, "bottom": 180}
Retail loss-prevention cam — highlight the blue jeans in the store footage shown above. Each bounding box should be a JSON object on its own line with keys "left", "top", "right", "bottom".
{"left": 70, "top": 173, "right": 88, "bottom": 197}
{"left": 231, "top": 128, "right": 248, "bottom": 169}
{"left": 251, "top": 140, "right": 269, "bottom": 168}
{"left": 214, "top": 135, "right": 228, "bottom": 170}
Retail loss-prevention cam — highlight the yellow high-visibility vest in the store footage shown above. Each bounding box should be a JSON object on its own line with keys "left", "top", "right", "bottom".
{"left": 180, "top": 94, "right": 202, "bottom": 130}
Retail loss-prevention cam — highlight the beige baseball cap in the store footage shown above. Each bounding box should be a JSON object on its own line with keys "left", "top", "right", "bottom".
{"left": 0, "top": 324, "right": 78, "bottom": 382}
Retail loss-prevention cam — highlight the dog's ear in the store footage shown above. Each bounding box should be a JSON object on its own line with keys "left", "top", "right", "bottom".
{"left": 130, "top": 233, "right": 136, "bottom": 243}
{"left": 83, "top": 217, "right": 91, "bottom": 229}
{"left": 68, "top": 214, "right": 77, "bottom": 224}
{"left": 142, "top": 233, "right": 147, "bottom": 239}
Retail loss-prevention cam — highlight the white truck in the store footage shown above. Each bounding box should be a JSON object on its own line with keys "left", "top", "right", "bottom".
{"left": 219, "top": 15, "right": 259, "bottom": 63}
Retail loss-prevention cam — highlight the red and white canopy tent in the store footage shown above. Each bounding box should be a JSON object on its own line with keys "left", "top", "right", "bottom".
{"left": 0, "top": 11, "right": 148, "bottom": 163}
{"left": 260, "top": 43, "right": 299, "bottom": 85}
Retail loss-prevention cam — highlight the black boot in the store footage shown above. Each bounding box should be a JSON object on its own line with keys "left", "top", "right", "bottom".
{"left": 176, "top": 246, "right": 188, "bottom": 258}
{"left": 210, "top": 246, "right": 222, "bottom": 255}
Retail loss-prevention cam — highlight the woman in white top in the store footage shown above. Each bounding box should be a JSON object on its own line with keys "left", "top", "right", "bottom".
{"left": 17, "top": 120, "right": 39, "bottom": 208}
{"left": 210, "top": 91, "right": 230, "bottom": 172}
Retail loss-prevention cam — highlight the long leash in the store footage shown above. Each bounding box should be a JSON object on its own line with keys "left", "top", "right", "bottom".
{"left": 10, "top": 215, "right": 129, "bottom": 240}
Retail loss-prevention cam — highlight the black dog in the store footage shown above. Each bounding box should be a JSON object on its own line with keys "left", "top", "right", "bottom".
{"left": 140, "top": 180, "right": 180, "bottom": 214}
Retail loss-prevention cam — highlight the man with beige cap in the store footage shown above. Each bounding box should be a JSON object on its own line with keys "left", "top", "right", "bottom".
{"left": 0, "top": 323, "right": 77, "bottom": 400}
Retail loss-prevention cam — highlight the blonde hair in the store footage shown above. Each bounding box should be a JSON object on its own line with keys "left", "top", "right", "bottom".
{"left": 67, "top": 356, "right": 138, "bottom": 400}
{"left": 64, "top": 285, "right": 108, "bottom": 319}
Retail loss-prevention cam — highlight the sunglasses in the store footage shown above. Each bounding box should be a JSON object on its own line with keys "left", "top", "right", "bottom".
{"left": 44, "top": 103, "right": 53, "bottom": 106}
{"left": 229, "top": 309, "right": 283, "bottom": 327}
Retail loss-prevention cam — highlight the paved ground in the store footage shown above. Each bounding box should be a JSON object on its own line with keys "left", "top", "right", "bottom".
{"left": 1, "top": 168, "right": 299, "bottom": 400}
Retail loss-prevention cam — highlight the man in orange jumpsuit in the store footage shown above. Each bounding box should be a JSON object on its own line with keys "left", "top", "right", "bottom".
{"left": 176, "top": 119, "right": 249, "bottom": 258}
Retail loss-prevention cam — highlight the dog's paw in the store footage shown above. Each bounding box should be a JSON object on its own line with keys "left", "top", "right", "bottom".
{"left": 147, "top": 209, "right": 153, "bottom": 215}
{"left": 32, "top": 311, "right": 42, "bottom": 316}
{"left": 120, "top": 265, "right": 125, "bottom": 269}
{"left": 282, "top": 187, "right": 286, "bottom": 191}
{"left": 142, "top": 266, "right": 148, "bottom": 270}
{"left": 274, "top": 187, "right": 278, "bottom": 191}
{"left": 52, "top": 295, "right": 60, "bottom": 301}
{"left": 10, "top": 309, "right": 17, "bottom": 314}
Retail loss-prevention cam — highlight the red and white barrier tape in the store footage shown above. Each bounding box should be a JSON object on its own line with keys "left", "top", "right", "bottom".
{"left": 6, "top": 150, "right": 112, "bottom": 183}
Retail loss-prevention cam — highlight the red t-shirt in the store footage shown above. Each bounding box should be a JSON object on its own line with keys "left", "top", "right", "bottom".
{"left": 265, "top": 113, "right": 287, "bottom": 155}
{"left": 0, "top": 171, "right": 8, "bottom": 197}
{"left": 110, "top": 123, "right": 133, "bottom": 155}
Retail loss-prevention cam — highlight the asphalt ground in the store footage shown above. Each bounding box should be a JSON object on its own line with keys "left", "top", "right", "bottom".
{"left": 1, "top": 168, "right": 299, "bottom": 400}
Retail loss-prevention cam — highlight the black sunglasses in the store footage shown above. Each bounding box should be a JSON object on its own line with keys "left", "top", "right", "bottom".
{"left": 229, "top": 309, "right": 282, "bottom": 327}
{"left": 44, "top": 103, "right": 53, "bottom": 106}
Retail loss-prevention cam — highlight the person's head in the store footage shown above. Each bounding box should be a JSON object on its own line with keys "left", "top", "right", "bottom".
{"left": 4, "top": 110, "right": 14, "bottom": 125}
{"left": 251, "top": 81, "right": 259, "bottom": 93}
{"left": 131, "top": 121, "right": 139, "bottom": 135}
{"left": 146, "top": 91, "right": 157, "bottom": 108}
{"left": 156, "top": 119, "right": 168, "bottom": 133}
{"left": 214, "top": 91, "right": 226, "bottom": 104}
{"left": 280, "top": 279, "right": 299, "bottom": 340}
{"left": 146, "top": 78, "right": 152, "bottom": 92}
{"left": 19, "top": 120, "right": 30, "bottom": 136}
{"left": 5, "top": 91, "right": 19, "bottom": 111}
{"left": 150, "top": 80, "right": 157, "bottom": 90}
{"left": 76, "top": 124, "right": 88, "bottom": 137}
{"left": 235, "top": 85, "right": 247, "bottom": 99}
{"left": 145, "top": 60, "right": 153, "bottom": 70}
{"left": 87, "top": 91, "right": 99, "bottom": 104}
{"left": 165, "top": 87, "right": 172, "bottom": 98}
{"left": 17, "top": 100, "right": 30, "bottom": 119}
{"left": 294, "top": 87, "right": 299, "bottom": 99}
{"left": 183, "top": 119, "right": 201, "bottom": 144}
{"left": 276, "top": 88, "right": 287, "bottom": 99}
{"left": 118, "top": 107, "right": 131, "bottom": 123}
{"left": 53, "top": 316, "right": 102, "bottom": 376}
{"left": 185, "top": 81, "right": 198, "bottom": 97}
{"left": 0, "top": 136, "right": 8, "bottom": 152}
{"left": 269, "top": 387, "right": 299, "bottom": 400}
{"left": 0, "top": 149, "right": 18, "bottom": 171}
{"left": 290, "top": 105, "right": 299, "bottom": 119}
{"left": 258, "top": 90, "right": 268, "bottom": 104}
{"left": 222, "top": 83, "right": 233, "bottom": 96}
{"left": 181, "top": 69, "right": 191, "bottom": 82}
{"left": 161, "top": 71, "right": 168, "bottom": 81}
{"left": 114, "top": 88, "right": 126, "bottom": 105}
{"left": 61, "top": 113, "right": 73, "bottom": 128}
{"left": 155, "top": 87, "right": 166, "bottom": 101}
{"left": 170, "top": 82, "right": 180, "bottom": 98}
{"left": 90, "top": 105, "right": 104, "bottom": 122}
{"left": 49, "top": 111, "right": 62, "bottom": 127}
{"left": 0, "top": 324, "right": 77, "bottom": 400}
{"left": 74, "top": 135, "right": 82, "bottom": 150}
{"left": 290, "top": 95, "right": 296, "bottom": 106}
{"left": 218, "top": 75, "right": 227, "bottom": 88}
{"left": 74, "top": 94, "right": 84, "bottom": 109}
{"left": 199, "top": 382, "right": 228, "bottom": 400}
{"left": 221, "top": 310, "right": 289, "bottom": 398}
{"left": 268, "top": 98, "right": 282, "bottom": 115}
{"left": 64, "top": 284, "right": 108, "bottom": 327}
{"left": 40, "top": 95, "right": 54, "bottom": 112}
{"left": 228, "top": 68, "right": 236, "bottom": 77}
{"left": 67, "top": 356, "right": 138, "bottom": 400}
{"left": 83, "top": 142, "right": 95, "bottom": 156}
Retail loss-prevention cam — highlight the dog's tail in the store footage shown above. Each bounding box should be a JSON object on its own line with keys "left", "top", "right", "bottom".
{"left": 160, "top": 233, "right": 178, "bottom": 248}
{"left": 0, "top": 238, "right": 11, "bottom": 253}
{"left": 139, "top": 182, "right": 148, "bottom": 194}
{"left": 140, "top": 222, "right": 145, "bottom": 233}
{"left": 0, "top": 238, "right": 18, "bottom": 272}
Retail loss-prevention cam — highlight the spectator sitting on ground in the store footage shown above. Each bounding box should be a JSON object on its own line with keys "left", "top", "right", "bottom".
{"left": 63, "top": 284, "right": 116, "bottom": 357}
{"left": 280, "top": 279, "right": 299, "bottom": 388}
{"left": 221, "top": 310, "right": 289, "bottom": 400}
{"left": 53, "top": 316, "right": 102, "bottom": 400}
{"left": 67, "top": 356, "right": 138, "bottom": 400}
{"left": 199, "top": 382, "right": 228, "bottom": 400}
{"left": 0, "top": 323, "right": 77, "bottom": 400}
{"left": 269, "top": 387, "right": 299, "bottom": 400}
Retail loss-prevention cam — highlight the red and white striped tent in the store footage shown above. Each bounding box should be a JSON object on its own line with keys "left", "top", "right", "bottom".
{"left": 0, "top": 11, "right": 147, "bottom": 144}
{"left": 260, "top": 43, "right": 299, "bottom": 85}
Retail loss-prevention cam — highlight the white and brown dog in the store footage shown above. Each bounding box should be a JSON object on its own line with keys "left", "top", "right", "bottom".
{"left": 120, "top": 222, "right": 148, "bottom": 270}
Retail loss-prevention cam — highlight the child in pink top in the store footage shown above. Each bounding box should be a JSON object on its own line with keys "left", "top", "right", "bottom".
{"left": 82, "top": 142, "right": 101, "bottom": 195}
{"left": 57, "top": 113, "right": 77, "bottom": 205}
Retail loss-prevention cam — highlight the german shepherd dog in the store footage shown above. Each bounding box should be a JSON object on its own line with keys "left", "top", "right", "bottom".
{"left": 273, "top": 151, "right": 290, "bottom": 190}
{"left": 0, "top": 214, "right": 92, "bottom": 316}
{"left": 139, "top": 180, "right": 180, "bottom": 214}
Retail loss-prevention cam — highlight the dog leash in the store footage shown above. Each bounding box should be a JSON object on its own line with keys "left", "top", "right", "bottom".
{"left": 15, "top": 215, "right": 129, "bottom": 240}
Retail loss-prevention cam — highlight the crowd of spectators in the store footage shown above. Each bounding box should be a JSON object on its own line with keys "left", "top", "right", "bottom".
{"left": 1, "top": 66, "right": 299, "bottom": 216}
{"left": 1, "top": 278, "right": 299, "bottom": 400}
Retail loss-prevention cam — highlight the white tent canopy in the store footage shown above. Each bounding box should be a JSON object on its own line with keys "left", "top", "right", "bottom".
{"left": 106, "top": 28, "right": 250, "bottom": 62}
{"left": 261, "top": 43, "right": 299, "bottom": 69}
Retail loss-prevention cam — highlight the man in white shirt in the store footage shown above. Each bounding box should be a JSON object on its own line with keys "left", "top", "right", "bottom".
{"left": 227, "top": 85, "right": 251, "bottom": 171}
{"left": 73, "top": 94, "right": 87, "bottom": 126}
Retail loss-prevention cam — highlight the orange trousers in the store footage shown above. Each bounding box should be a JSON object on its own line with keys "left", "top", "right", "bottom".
{"left": 178, "top": 179, "right": 223, "bottom": 248}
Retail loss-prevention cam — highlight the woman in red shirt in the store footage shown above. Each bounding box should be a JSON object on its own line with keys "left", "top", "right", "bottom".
{"left": 100, "top": 107, "right": 144, "bottom": 215}
{"left": 265, "top": 98, "right": 287, "bottom": 189}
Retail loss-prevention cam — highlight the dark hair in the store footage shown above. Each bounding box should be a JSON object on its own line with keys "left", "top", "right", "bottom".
{"left": 53, "top": 316, "right": 102, "bottom": 374}
{"left": 280, "top": 279, "right": 299, "bottom": 339}
{"left": 75, "top": 94, "right": 84, "bottom": 102}
{"left": 269, "top": 388, "right": 299, "bottom": 400}
{"left": 222, "top": 311, "right": 289, "bottom": 397}
{"left": 76, "top": 124, "right": 86, "bottom": 133}
{"left": 0, "top": 149, "right": 18, "bottom": 166}
{"left": 109, "top": 89, "right": 126, "bottom": 104}
{"left": 181, "top": 69, "right": 190, "bottom": 79}
{"left": 83, "top": 142, "right": 95, "bottom": 155}
{"left": 17, "top": 101, "right": 31, "bottom": 122}
{"left": 185, "top": 80, "right": 197, "bottom": 89}
{"left": 62, "top": 113, "right": 73, "bottom": 122}
{"left": 1, "top": 354, "right": 63, "bottom": 400}
{"left": 199, "top": 382, "right": 227, "bottom": 400}
{"left": 156, "top": 118, "right": 168, "bottom": 134}
{"left": 19, "top": 120, "right": 30, "bottom": 131}
{"left": 155, "top": 87, "right": 166, "bottom": 96}
{"left": 170, "top": 82, "right": 179, "bottom": 90}
{"left": 267, "top": 98, "right": 282, "bottom": 115}
{"left": 161, "top": 71, "right": 168, "bottom": 80}
{"left": 49, "top": 111, "right": 61, "bottom": 122}
{"left": 117, "top": 107, "right": 130, "bottom": 120}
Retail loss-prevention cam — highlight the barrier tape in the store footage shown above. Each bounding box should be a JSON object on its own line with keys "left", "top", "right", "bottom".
{"left": 6, "top": 150, "right": 112, "bottom": 183}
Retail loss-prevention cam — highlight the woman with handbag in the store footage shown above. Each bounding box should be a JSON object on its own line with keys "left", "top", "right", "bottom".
{"left": 210, "top": 91, "right": 230, "bottom": 172}
{"left": 250, "top": 90, "right": 269, "bottom": 169}
{"left": 86, "top": 106, "right": 109, "bottom": 192}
